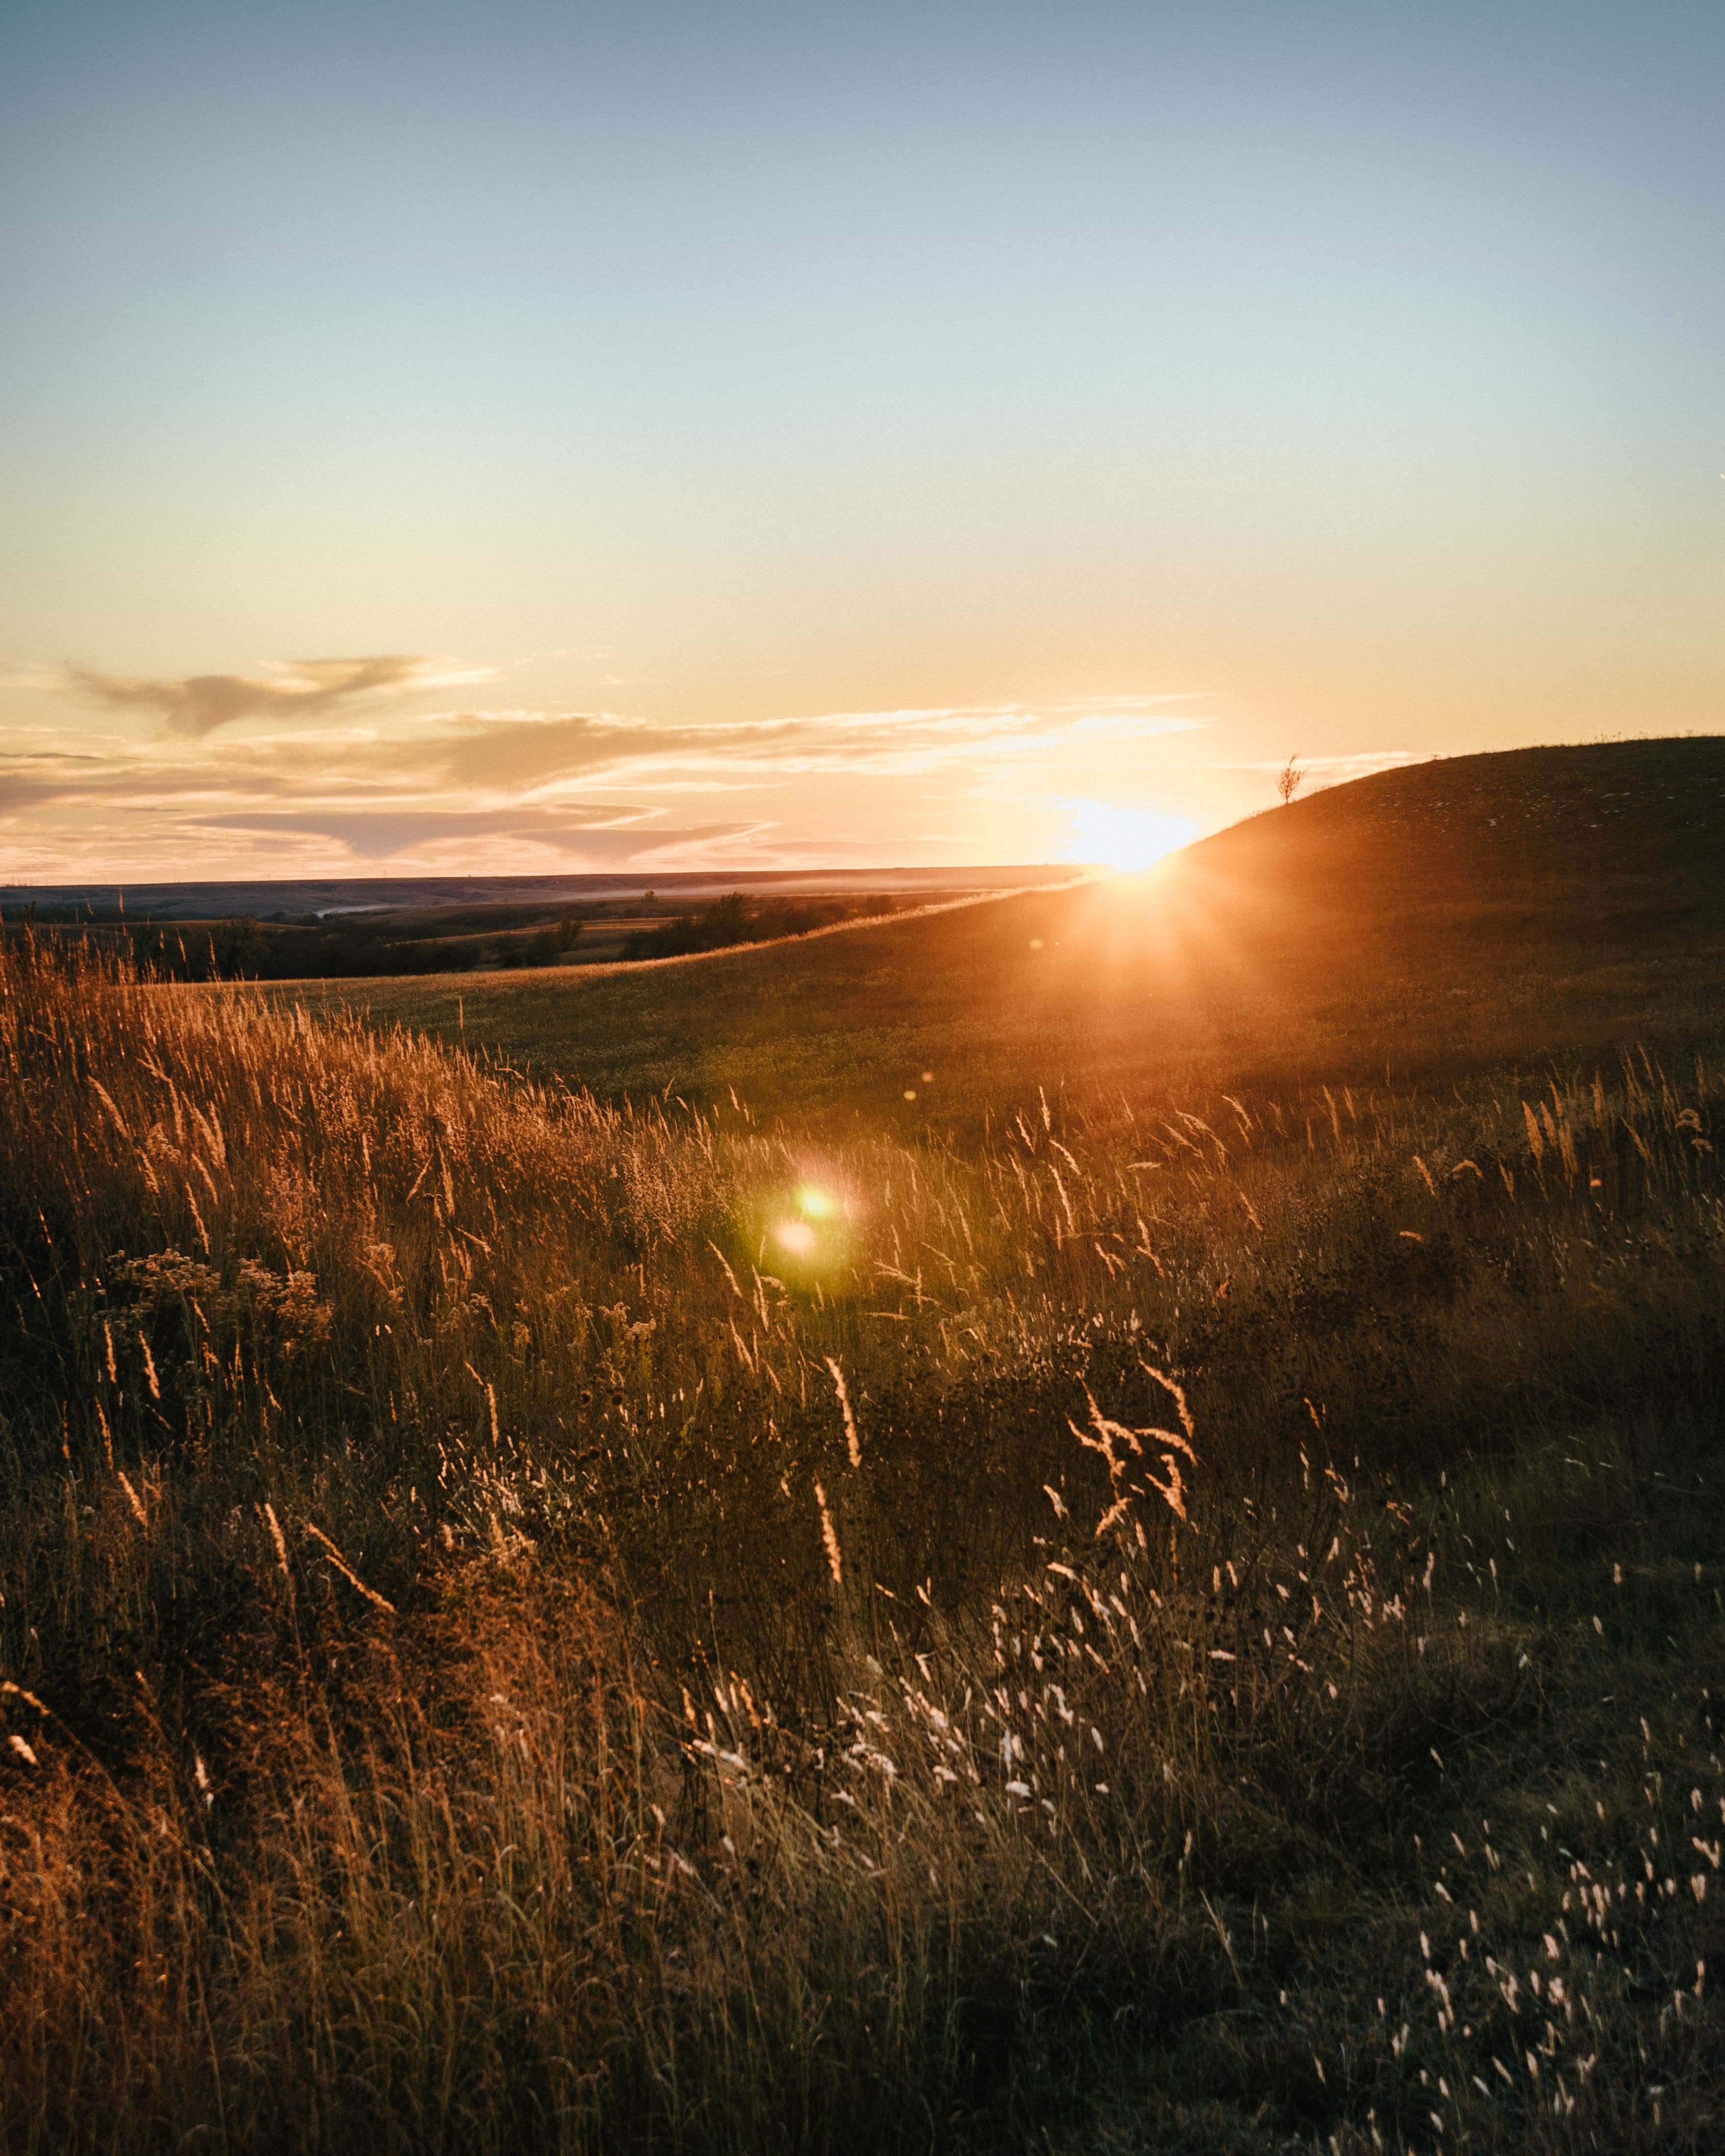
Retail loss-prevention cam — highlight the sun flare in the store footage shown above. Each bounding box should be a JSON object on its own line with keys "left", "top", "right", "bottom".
{"left": 1066, "top": 800, "right": 1197, "bottom": 874}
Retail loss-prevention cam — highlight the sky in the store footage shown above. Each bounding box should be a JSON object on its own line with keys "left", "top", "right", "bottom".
{"left": 2, "top": 0, "right": 1722, "bottom": 881}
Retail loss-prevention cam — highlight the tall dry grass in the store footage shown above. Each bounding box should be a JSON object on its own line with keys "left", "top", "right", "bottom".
{"left": 2, "top": 933, "right": 1724, "bottom": 2151}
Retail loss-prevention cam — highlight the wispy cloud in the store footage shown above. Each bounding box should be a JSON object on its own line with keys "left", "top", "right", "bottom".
{"left": 65, "top": 655, "right": 485, "bottom": 738}
{"left": 432, "top": 699, "right": 1207, "bottom": 792}
{"left": 4, "top": 669, "right": 1250, "bottom": 876}
{"left": 197, "top": 807, "right": 764, "bottom": 863}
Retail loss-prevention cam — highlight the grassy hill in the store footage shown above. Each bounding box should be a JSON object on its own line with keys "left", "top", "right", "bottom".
{"left": 288, "top": 738, "right": 1725, "bottom": 1127}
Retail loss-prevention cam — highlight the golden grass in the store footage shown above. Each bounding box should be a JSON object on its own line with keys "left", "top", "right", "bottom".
{"left": 1, "top": 931, "right": 1724, "bottom": 2151}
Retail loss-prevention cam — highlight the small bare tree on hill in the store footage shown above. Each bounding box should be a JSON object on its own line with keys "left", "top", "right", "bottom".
{"left": 1276, "top": 755, "right": 1305, "bottom": 807}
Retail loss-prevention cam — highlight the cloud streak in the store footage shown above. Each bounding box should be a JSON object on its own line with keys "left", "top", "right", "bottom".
{"left": 4, "top": 669, "right": 1261, "bottom": 877}
{"left": 198, "top": 809, "right": 764, "bottom": 863}
{"left": 432, "top": 699, "right": 1206, "bottom": 792}
{"left": 66, "top": 655, "right": 481, "bottom": 738}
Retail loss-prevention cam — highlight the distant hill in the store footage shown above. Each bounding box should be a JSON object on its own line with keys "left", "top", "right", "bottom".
{"left": 281, "top": 738, "right": 1725, "bottom": 1124}
{"left": 1192, "top": 735, "right": 1725, "bottom": 916}
{"left": 0, "top": 863, "right": 1070, "bottom": 925}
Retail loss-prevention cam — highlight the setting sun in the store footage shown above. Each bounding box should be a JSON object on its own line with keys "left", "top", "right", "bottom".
{"left": 1067, "top": 800, "right": 1197, "bottom": 873}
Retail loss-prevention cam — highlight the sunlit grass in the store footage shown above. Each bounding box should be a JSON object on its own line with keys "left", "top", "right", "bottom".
{"left": 1, "top": 923, "right": 1723, "bottom": 2151}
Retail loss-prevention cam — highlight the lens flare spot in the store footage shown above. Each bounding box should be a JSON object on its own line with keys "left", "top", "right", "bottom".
{"left": 796, "top": 1185, "right": 836, "bottom": 1219}
{"left": 775, "top": 1219, "right": 818, "bottom": 1257}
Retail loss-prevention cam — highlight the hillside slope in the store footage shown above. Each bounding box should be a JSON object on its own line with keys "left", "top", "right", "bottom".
{"left": 291, "top": 738, "right": 1725, "bottom": 1123}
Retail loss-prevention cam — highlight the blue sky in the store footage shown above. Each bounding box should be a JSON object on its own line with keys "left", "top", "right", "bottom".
{"left": 2, "top": 1, "right": 1722, "bottom": 876}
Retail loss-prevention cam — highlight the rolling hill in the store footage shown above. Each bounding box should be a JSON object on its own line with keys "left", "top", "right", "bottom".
{"left": 275, "top": 737, "right": 1725, "bottom": 1125}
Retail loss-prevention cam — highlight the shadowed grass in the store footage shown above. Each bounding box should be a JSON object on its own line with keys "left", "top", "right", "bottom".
{"left": 1, "top": 913, "right": 1724, "bottom": 2151}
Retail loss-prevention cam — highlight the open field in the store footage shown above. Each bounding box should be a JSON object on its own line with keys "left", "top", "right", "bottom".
{"left": 3, "top": 740, "right": 1725, "bottom": 2151}
{"left": 0, "top": 866, "right": 1066, "bottom": 925}
{"left": 5, "top": 872, "right": 1054, "bottom": 982}
{"left": 285, "top": 741, "right": 1725, "bottom": 1127}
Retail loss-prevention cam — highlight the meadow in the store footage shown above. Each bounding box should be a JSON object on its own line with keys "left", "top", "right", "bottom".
{"left": 3, "top": 740, "right": 1725, "bottom": 2152}
{"left": 295, "top": 740, "right": 1725, "bottom": 1128}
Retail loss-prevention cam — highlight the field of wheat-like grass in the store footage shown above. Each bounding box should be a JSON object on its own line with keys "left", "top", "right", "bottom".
{"left": 2, "top": 931, "right": 1724, "bottom": 2152}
